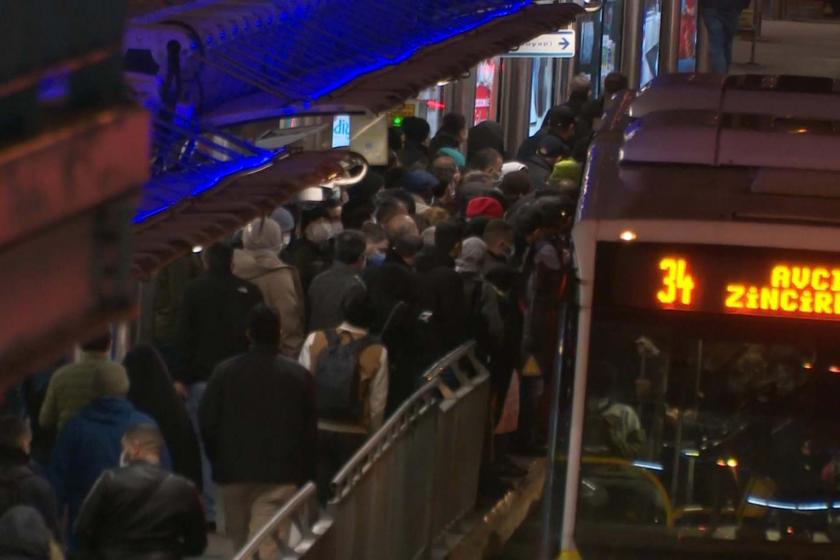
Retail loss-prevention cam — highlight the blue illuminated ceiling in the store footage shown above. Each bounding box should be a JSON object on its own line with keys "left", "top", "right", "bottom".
{"left": 129, "top": 1, "right": 535, "bottom": 114}
{"left": 136, "top": 103, "right": 274, "bottom": 224}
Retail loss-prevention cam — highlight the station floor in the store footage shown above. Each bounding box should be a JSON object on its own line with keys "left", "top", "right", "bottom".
{"left": 731, "top": 11, "right": 840, "bottom": 77}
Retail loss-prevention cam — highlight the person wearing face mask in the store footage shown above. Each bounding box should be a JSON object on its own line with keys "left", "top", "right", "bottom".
{"left": 282, "top": 208, "right": 334, "bottom": 297}
{"left": 270, "top": 206, "right": 295, "bottom": 249}
{"left": 482, "top": 219, "right": 515, "bottom": 274}
{"left": 74, "top": 424, "right": 206, "bottom": 560}
{"left": 234, "top": 217, "right": 306, "bottom": 359}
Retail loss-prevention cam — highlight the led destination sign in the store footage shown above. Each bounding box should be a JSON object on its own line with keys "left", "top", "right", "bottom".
{"left": 594, "top": 243, "right": 840, "bottom": 321}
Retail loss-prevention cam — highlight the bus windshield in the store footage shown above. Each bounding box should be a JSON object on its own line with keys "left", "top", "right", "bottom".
{"left": 576, "top": 245, "right": 840, "bottom": 550}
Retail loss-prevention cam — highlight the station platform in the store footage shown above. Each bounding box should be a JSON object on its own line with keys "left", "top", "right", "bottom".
{"left": 732, "top": 13, "right": 840, "bottom": 77}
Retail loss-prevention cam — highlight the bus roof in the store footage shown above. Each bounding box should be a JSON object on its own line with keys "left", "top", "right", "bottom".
{"left": 579, "top": 73, "right": 840, "bottom": 227}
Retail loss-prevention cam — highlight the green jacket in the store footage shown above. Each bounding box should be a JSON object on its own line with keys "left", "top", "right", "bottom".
{"left": 39, "top": 352, "right": 129, "bottom": 433}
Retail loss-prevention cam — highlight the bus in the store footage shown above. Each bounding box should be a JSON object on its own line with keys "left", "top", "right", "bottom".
{"left": 559, "top": 73, "right": 840, "bottom": 559}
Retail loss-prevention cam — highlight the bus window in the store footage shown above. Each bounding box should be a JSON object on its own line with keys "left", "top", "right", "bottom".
{"left": 575, "top": 242, "right": 840, "bottom": 549}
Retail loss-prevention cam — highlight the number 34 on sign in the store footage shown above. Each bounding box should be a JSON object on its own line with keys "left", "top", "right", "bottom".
{"left": 657, "top": 257, "right": 695, "bottom": 306}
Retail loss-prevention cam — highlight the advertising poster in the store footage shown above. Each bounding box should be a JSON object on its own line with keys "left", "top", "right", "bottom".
{"left": 474, "top": 58, "right": 497, "bottom": 125}
{"left": 640, "top": 0, "right": 662, "bottom": 87}
{"left": 678, "top": 0, "right": 698, "bottom": 72}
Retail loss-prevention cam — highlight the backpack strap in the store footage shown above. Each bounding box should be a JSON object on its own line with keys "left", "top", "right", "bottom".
{"left": 381, "top": 301, "right": 407, "bottom": 335}
{"left": 324, "top": 329, "right": 341, "bottom": 347}
{"left": 346, "top": 334, "right": 379, "bottom": 352}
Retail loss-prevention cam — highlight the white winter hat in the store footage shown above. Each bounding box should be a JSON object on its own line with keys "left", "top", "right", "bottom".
{"left": 501, "top": 161, "right": 527, "bottom": 177}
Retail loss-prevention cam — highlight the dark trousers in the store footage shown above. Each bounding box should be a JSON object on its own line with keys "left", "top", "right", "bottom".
{"left": 317, "top": 429, "right": 366, "bottom": 502}
{"left": 701, "top": 5, "right": 742, "bottom": 73}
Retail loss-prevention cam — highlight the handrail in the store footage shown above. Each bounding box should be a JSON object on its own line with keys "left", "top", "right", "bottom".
{"left": 233, "top": 482, "right": 328, "bottom": 560}
{"left": 232, "top": 340, "right": 490, "bottom": 560}
{"left": 330, "top": 341, "right": 479, "bottom": 501}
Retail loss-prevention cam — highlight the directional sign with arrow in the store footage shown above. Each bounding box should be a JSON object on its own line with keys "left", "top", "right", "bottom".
{"left": 503, "top": 30, "right": 576, "bottom": 58}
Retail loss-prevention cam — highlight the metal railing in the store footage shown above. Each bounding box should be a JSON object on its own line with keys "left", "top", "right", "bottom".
{"left": 233, "top": 341, "right": 491, "bottom": 560}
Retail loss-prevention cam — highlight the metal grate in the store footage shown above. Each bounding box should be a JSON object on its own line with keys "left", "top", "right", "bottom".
{"left": 136, "top": 102, "right": 274, "bottom": 223}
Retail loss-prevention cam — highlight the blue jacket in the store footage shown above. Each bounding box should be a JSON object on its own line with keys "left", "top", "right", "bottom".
{"left": 49, "top": 397, "right": 167, "bottom": 550}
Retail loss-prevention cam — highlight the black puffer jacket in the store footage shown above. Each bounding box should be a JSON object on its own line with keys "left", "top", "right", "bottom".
{"left": 74, "top": 461, "right": 206, "bottom": 560}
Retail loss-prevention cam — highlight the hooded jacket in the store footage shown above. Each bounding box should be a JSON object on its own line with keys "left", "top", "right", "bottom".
{"left": 174, "top": 270, "right": 263, "bottom": 384}
{"left": 233, "top": 249, "right": 305, "bottom": 358}
{"left": 49, "top": 397, "right": 161, "bottom": 551}
{"left": 39, "top": 352, "right": 129, "bottom": 433}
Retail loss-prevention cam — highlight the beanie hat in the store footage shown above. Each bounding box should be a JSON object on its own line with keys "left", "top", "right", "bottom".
{"left": 549, "top": 158, "right": 582, "bottom": 185}
{"left": 438, "top": 147, "right": 466, "bottom": 168}
{"left": 466, "top": 196, "right": 504, "bottom": 220}
{"left": 455, "top": 236, "right": 487, "bottom": 274}
{"left": 243, "top": 217, "right": 284, "bottom": 253}
{"left": 403, "top": 170, "right": 439, "bottom": 195}
{"left": 270, "top": 207, "right": 295, "bottom": 233}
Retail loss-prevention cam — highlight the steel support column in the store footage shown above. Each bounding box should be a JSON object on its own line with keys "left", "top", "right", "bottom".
{"left": 659, "top": 0, "right": 682, "bottom": 74}
{"left": 620, "top": 0, "right": 644, "bottom": 89}
{"left": 499, "top": 57, "right": 533, "bottom": 159}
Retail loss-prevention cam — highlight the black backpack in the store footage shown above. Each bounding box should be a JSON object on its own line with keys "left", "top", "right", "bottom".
{"left": 315, "top": 330, "right": 378, "bottom": 423}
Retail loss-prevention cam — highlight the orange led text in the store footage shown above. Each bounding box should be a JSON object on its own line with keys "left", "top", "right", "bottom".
{"left": 725, "top": 264, "right": 840, "bottom": 317}
{"left": 657, "top": 257, "right": 695, "bottom": 306}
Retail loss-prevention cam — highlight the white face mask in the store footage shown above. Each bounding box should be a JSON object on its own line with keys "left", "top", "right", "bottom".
{"left": 119, "top": 451, "right": 129, "bottom": 467}
{"left": 282, "top": 232, "right": 292, "bottom": 248}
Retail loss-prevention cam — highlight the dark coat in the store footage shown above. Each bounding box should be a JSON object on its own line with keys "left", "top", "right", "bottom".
{"left": 199, "top": 346, "right": 317, "bottom": 486}
{"left": 0, "top": 505, "right": 54, "bottom": 560}
{"left": 174, "top": 270, "right": 263, "bottom": 384}
{"left": 429, "top": 130, "right": 462, "bottom": 159}
{"left": 0, "top": 447, "right": 58, "bottom": 538}
{"left": 398, "top": 141, "right": 430, "bottom": 169}
{"left": 515, "top": 129, "right": 546, "bottom": 162}
{"left": 524, "top": 154, "right": 555, "bottom": 191}
{"left": 414, "top": 249, "right": 468, "bottom": 360}
{"left": 477, "top": 267, "right": 524, "bottom": 403}
{"left": 282, "top": 238, "right": 332, "bottom": 295}
{"left": 49, "top": 397, "right": 161, "bottom": 551}
{"left": 307, "top": 263, "right": 365, "bottom": 332}
{"left": 467, "top": 121, "right": 505, "bottom": 161}
{"left": 75, "top": 461, "right": 206, "bottom": 560}
{"left": 125, "top": 346, "right": 202, "bottom": 489}
{"left": 361, "top": 252, "right": 424, "bottom": 412}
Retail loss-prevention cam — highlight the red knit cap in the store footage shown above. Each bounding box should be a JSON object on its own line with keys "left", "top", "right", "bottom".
{"left": 466, "top": 196, "right": 504, "bottom": 219}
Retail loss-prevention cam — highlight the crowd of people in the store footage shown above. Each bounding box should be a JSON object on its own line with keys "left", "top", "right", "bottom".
{"left": 0, "top": 72, "right": 627, "bottom": 559}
